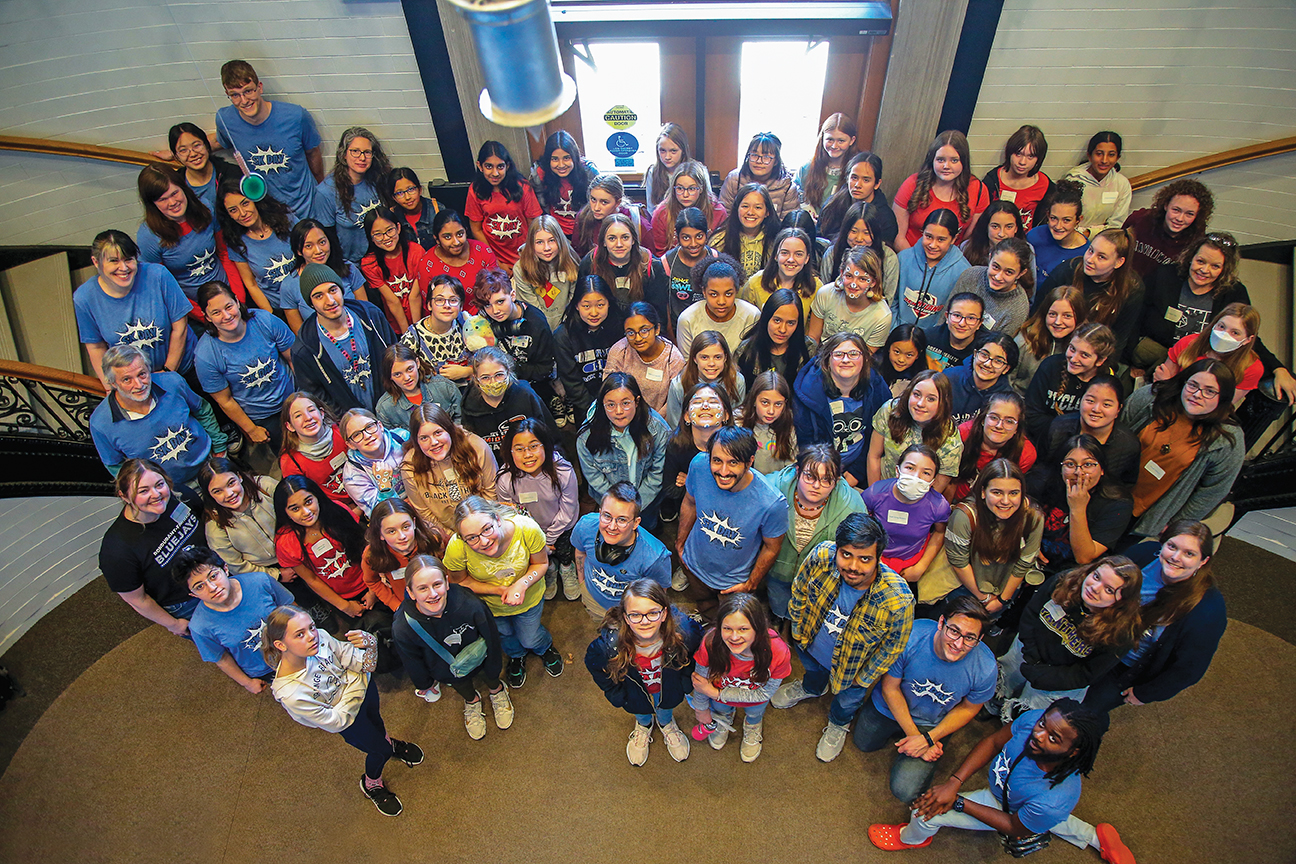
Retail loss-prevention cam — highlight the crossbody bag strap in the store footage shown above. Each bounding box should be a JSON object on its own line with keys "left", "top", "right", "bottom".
{"left": 1000, "top": 749, "right": 1032, "bottom": 814}
{"left": 402, "top": 611, "right": 457, "bottom": 666}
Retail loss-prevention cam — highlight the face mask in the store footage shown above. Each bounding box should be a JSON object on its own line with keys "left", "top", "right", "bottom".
{"left": 1209, "top": 329, "right": 1245, "bottom": 354}
{"left": 895, "top": 473, "right": 932, "bottom": 501}
{"left": 478, "top": 379, "right": 509, "bottom": 398}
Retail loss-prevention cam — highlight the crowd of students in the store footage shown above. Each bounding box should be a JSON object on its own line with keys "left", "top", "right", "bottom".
{"left": 82, "top": 60, "right": 1249, "bottom": 853}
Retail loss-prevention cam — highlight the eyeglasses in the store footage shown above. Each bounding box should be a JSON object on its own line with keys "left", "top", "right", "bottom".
{"left": 372, "top": 226, "right": 400, "bottom": 241}
{"left": 749, "top": 154, "right": 775, "bottom": 165}
{"left": 800, "top": 472, "right": 835, "bottom": 488}
{"left": 460, "top": 522, "right": 497, "bottom": 545}
{"left": 625, "top": 607, "right": 665, "bottom": 624}
{"left": 347, "top": 148, "right": 374, "bottom": 158}
{"left": 346, "top": 421, "right": 380, "bottom": 443}
{"left": 942, "top": 623, "right": 981, "bottom": 647}
{"left": 1062, "top": 460, "right": 1100, "bottom": 471}
{"left": 512, "top": 441, "right": 545, "bottom": 455}
{"left": 985, "top": 412, "right": 1019, "bottom": 429}
{"left": 948, "top": 311, "right": 982, "bottom": 325}
{"left": 1204, "top": 232, "right": 1236, "bottom": 249}
{"left": 1184, "top": 380, "right": 1220, "bottom": 400}
{"left": 477, "top": 371, "right": 509, "bottom": 385}
{"left": 831, "top": 350, "right": 864, "bottom": 361}
{"left": 604, "top": 398, "right": 637, "bottom": 412}
{"left": 392, "top": 186, "right": 420, "bottom": 199}
{"left": 599, "top": 512, "right": 635, "bottom": 529}
{"left": 431, "top": 295, "right": 460, "bottom": 307}
{"left": 674, "top": 184, "right": 701, "bottom": 194}
{"left": 624, "top": 325, "right": 656, "bottom": 339}
{"left": 188, "top": 568, "right": 227, "bottom": 592}
{"left": 974, "top": 349, "right": 1009, "bottom": 371}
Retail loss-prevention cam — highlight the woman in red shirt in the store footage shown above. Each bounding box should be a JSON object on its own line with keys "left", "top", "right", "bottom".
{"left": 465, "top": 141, "right": 542, "bottom": 274}
{"left": 892, "top": 130, "right": 989, "bottom": 251}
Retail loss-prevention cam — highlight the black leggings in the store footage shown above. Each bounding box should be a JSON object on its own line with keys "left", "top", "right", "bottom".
{"left": 339, "top": 676, "right": 393, "bottom": 779}
{"left": 446, "top": 669, "right": 505, "bottom": 702}
{"left": 551, "top": 530, "right": 575, "bottom": 566}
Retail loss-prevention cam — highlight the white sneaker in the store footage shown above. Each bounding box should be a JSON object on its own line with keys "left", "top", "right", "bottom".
{"left": 543, "top": 569, "right": 558, "bottom": 600}
{"left": 489, "top": 685, "right": 514, "bottom": 729}
{"left": 560, "top": 559, "right": 581, "bottom": 600}
{"left": 708, "top": 725, "right": 730, "bottom": 750}
{"left": 740, "top": 720, "right": 764, "bottom": 762}
{"left": 816, "top": 722, "right": 850, "bottom": 762}
{"left": 671, "top": 567, "right": 688, "bottom": 592}
{"left": 464, "top": 698, "right": 487, "bottom": 740}
{"left": 627, "top": 723, "right": 652, "bottom": 766}
{"left": 661, "top": 720, "right": 691, "bottom": 762}
{"left": 771, "top": 679, "right": 816, "bottom": 709}
{"left": 414, "top": 683, "right": 441, "bottom": 703}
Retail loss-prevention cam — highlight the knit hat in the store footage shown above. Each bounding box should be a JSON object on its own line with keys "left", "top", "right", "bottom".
{"left": 299, "top": 263, "right": 341, "bottom": 304}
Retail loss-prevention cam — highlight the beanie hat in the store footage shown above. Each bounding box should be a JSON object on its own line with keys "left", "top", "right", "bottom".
{"left": 299, "top": 263, "right": 341, "bottom": 304}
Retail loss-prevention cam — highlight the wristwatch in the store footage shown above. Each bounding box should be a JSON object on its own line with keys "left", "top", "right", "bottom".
{"left": 952, "top": 796, "right": 965, "bottom": 813}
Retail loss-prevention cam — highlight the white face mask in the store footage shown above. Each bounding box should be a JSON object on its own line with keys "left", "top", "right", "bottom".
{"left": 895, "top": 473, "right": 932, "bottom": 501}
{"left": 1209, "top": 328, "right": 1245, "bottom": 354}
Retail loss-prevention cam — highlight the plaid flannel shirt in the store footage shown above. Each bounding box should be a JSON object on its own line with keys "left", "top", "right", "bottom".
{"left": 789, "top": 540, "right": 914, "bottom": 694}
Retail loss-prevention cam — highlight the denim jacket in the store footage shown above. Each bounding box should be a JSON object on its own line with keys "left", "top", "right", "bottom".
{"left": 576, "top": 407, "right": 672, "bottom": 508}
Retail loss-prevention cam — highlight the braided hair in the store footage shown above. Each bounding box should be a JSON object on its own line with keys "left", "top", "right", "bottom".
{"left": 1041, "top": 698, "right": 1110, "bottom": 787}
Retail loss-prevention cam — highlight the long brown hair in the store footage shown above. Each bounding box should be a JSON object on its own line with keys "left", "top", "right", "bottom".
{"left": 909, "top": 131, "right": 975, "bottom": 223}
{"left": 364, "top": 498, "right": 442, "bottom": 573}
{"left": 261, "top": 604, "right": 308, "bottom": 668}
{"left": 405, "top": 402, "right": 491, "bottom": 494}
{"left": 1073, "top": 228, "right": 1137, "bottom": 327}
{"left": 670, "top": 382, "right": 733, "bottom": 451}
{"left": 1148, "top": 358, "right": 1238, "bottom": 452}
{"left": 517, "top": 214, "right": 579, "bottom": 286}
{"left": 1176, "top": 302, "right": 1259, "bottom": 384}
{"left": 740, "top": 370, "right": 796, "bottom": 462}
{"left": 1176, "top": 232, "right": 1240, "bottom": 296}
{"left": 661, "top": 161, "right": 718, "bottom": 248}
{"left": 196, "top": 456, "right": 266, "bottom": 529}
{"left": 955, "top": 393, "right": 1028, "bottom": 487}
{"left": 601, "top": 580, "right": 692, "bottom": 683}
{"left": 801, "top": 112, "right": 860, "bottom": 209}
{"left": 330, "top": 126, "right": 392, "bottom": 215}
{"left": 648, "top": 123, "right": 692, "bottom": 206}
{"left": 888, "top": 369, "right": 954, "bottom": 447}
{"left": 1020, "top": 285, "right": 1086, "bottom": 359}
{"left": 592, "top": 213, "right": 651, "bottom": 303}
{"left": 1050, "top": 556, "right": 1144, "bottom": 648}
{"left": 138, "top": 162, "right": 211, "bottom": 246}
{"left": 702, "top": 593, "right": 774, "bottom": 686}
{"left": 278, "top": 392, "right": 338, "bottom": 454}
{"left": 964, "top": 458, "right": 1039, "bottom": 564}
{"left": 1142, "top": 519, "right": 1215, "bottom": 628}
{"left": 680, "top": 330, "right": 739, "bottom": 398}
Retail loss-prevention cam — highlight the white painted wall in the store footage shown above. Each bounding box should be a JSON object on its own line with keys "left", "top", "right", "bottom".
{"left": 967, "top": 0, "right": 1296, "bottom": 244}
{"left": 0, "top": 0, "right": 443, "bottom": 248}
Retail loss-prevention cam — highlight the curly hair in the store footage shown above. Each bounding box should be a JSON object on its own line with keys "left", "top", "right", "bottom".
{"left": 908, "top": 131, "right": 975, "bottom": 223}
{"left": 1150, "top": 178, "right": 1213, "bottom": 244}
{"left": 1050, "top": 555, "right": 1144, "bottom": 648}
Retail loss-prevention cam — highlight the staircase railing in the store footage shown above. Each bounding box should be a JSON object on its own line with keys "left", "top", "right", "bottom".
{"left": 0, "top": 360, "right": 105, "bottom": 442}
{"left": 1129, "top": 135, "right": 1296, "bottom": 191}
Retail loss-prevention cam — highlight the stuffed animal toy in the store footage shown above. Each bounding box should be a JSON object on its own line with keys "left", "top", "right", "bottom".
{"left": 463, "top": 314, "right": 497, "bottom": 352}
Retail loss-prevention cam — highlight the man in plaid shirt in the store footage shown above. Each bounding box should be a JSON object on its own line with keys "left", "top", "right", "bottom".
{"left": 772, "top": 512, "right": 914, "bottom": 762}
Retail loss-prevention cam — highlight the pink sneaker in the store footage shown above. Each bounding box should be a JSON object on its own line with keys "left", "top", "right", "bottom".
{"left": 691, "top": 722, "right": 716, "bottom": 741}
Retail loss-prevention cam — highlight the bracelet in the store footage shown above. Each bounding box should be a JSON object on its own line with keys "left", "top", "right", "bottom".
{"left": 950, "top": 773, "right": 965, "bottom": 784}
{"left": 922, "top": 731, "right": 935, "bottom": 747}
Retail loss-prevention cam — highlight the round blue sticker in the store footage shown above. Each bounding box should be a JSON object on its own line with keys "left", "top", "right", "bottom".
{"left": 606, "top": 132, "right": 639, "bottom": 159}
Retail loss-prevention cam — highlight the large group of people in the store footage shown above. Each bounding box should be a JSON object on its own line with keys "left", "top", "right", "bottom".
{"left": 81, "top": 60, "right": 1252, "bottom": 855}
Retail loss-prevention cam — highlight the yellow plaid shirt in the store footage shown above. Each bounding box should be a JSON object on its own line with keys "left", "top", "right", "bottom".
{"left": 789, "top": 541, "right": 914, "bottom": 694}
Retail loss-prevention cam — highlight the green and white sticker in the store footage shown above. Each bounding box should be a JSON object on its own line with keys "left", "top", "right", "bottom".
{"left": 603, "top": 105, "right": 638, "bottom": 130}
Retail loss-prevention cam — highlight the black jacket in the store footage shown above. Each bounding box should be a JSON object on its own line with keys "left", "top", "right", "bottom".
{"left": 1037, "top": 259, "right": 1145, "bottom": 363}
{"left": 1018, "top": 573, "right": 1126, "bottom": 692}
{"left": 290, "top": 299, "right": 396, "bottom": 416}
{"left": 391, "top": 585, "right": 503, "bottom": 690}
{"left": 554, "top": 319, "right": 621, "bottom": 422}
{"left": 485, "top": 302, "right": 557, "bottom": 385}
{"left": 585, "top": 610, "right": 702, "bottom": 715}
{"left": 461, "top": 380, "right": 556, "bottom": 459}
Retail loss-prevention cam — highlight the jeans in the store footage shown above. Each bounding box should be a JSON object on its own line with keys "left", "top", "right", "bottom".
{"left": 767, "top": 578, "right": 792, "bottom": 619}
{"left": 899, "top": 787, "right": 1098, "bottom": 850}
{"left": 686, "top": 691, "right": 770, "bottom": 724}
{"left": 447, "top": 669, "right": 504, "bottom": 702}
{"left": 994, "top": 636, "right": 1089, "bottom": 718}
{"left": 852, "top": 698, "right": 940, "bottom": 804}
{"left": 164, "top": 597, "right": 201, "bottom": 620}
{"left": 796, "top": 644, "right": 871, "bottom": 727}
{"left": 634, "top": 690, "right": 678, "bottom": 727}
{"left": 338, "top": 676, "right": 394, "bottom": 780}
{"left": 1081, "top": 664, "right": 1133, "bottom": 714}
{"left": 495, "top": 600, "right": 554, "bottom": 658}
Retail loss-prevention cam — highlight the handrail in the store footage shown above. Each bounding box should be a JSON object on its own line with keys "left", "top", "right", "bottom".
{"left": 1130, "top": 135, "right": 1296, "bottom": 191}
{"left": 0, "top": 360, "right": 104, "bottom": 396}
{"left": 0, "top": 135, "right": 156, "bottom": 169}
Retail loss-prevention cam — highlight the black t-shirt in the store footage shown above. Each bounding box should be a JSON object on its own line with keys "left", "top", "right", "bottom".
{"left": 923, "top": 323, "right": 988, "bottom": 371}
{"left": 99, "top": 489, "right": 203, "bottom": 607}
{"left": 1036, "top": 492, "right": 1134, "bottom": 571}
{"left": 1044, "top": 414, "right": 1141, "bottom": 487}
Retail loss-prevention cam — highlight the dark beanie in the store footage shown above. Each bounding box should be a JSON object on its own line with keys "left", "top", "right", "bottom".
{"left": 299, "top": 263, "right": 341, "bottom": 303}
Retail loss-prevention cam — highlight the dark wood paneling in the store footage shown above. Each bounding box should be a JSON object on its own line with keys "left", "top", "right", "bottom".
{"left": 702, "top": 37, "right": 742, "bottom": 176}
{"left": 659, "top": 36, "right": 698, "bottom": 148}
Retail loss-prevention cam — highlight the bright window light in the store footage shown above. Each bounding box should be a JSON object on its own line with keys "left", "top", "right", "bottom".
{"left": 571, "top": 41, "right": 662, "bottom": 174}
{"left": 736, "top": 41, "right": 830, "bottom": 171}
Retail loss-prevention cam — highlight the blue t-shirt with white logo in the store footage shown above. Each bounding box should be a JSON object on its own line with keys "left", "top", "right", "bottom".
{"left": 872, "top": 618, "right": 997, "bottom": 727}
{"left": 190, "top": 570, "right": 294, "bottom": 678}
{"left": 807, "top": 582, "right": 866, "bottom": 671}
{"left": 89, "top": 371, "right": 212, "bottom": 483}
{"left": 988, "top": 709, "right": 1083, "bottom": 833}
{"left": 216, "top": 102, "right": 322, "bottom": 220}
{"left": 571, "top": 512, "right": 671, "bottom": 609}
{"left": 195, "top": 311, "right": 296, "bottom": 420}
{"left": 682, "top": 453, "right": 788, "bottom": 590}
{"left": 286, "top": 265, "right": 365, "bottom": 319}
{"left": 318, "top": 311, "right": 377, "bottom": 409}
{"left": 73, "top": 262, "right": 195, "bottom": 374}
{"left": 136, "top": 220, "right": 223, "bottom": 301}
{"left": 313, "top": 176, "right": 383, "bottom": 263}
{"left": 227, "top": 228, "right": 298, "bottom": 310}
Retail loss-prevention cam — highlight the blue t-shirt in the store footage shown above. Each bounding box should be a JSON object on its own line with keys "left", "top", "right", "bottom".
{"left": 807, "top": 582, "right": 867, "bottom": 671}
{"left": 314, "top": 176, "right": 383, "bottom": 263}
{"left": 317, "top": 311, "right": 376, "bottom": 409}
{"left": 571, "top": 512, "right": 672, "bottom": 609}
{"left": 1026, "top": 224, "right": 1089, "bottom": 290}
{"left": 188, "top": 172, "right": 219, "bottom": 216}
{"left": 136, "top": 220, "right": 223, "bottom": 300}
{"left": 89, "top": 371, "right": 212, "bottom": 482}
{"left": 861, "top": 480, "right": 952, "bottom": 560}
{"left": 872, "top": 619, "right": 996, "bottom": 727}
{"left": 195, "top": 311, "right": 296, "bottom": 420}
{"left": 286, "top": 265, "right": 364, "bottom": 319}
{"left": 227, "top": 229, "right": 297, "bottom": 309}
{"left": 73, "top": 262, "right": 195, "bottom": 374}
{"left": 988, "top": 709, "right": 1083, "bottom": 834}
{"left": 1122, "top": 559, "right": 1168, "bottom": 665}
{"left": 216, "top": 102, "right": 322, "bottom": 220}
{"left": 681, "top": 455, "right": 788, "bottom": 590}
{"left": 190, "top": 570, "right": 293, "bottom": 678}
{"left": 942, "top": 360, "right": 1014, "bottom": 427}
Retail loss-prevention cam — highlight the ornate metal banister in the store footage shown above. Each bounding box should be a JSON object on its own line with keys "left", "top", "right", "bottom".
{"left": 0, "top": 360, "right": 105, "bottom": 442}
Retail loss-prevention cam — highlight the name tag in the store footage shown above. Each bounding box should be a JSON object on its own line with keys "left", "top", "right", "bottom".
{"left": 391, "top": 566, "right": 407, "bottom": 582}
{"left": 171, "top": 501, "right": 191, "bottom": 523}
{"left": 645, "top": 368, "right": 664, "bottom": 382}
{"left": 443, "top": 467, "right": 458, "bottom": 481}
{"left": 982, "top": 313, "right": 996, "bottom": 330}
{"left": 886, "top": 510, "right": 909, "bottom": 526}
{"left": 1144, "top": 460, "right": 1167, "bottom": 480}
{"left": 1102, "top": 191, "right": 1118, "bottom": 204}
{"left": 310, "top": 537, "right": 334, "bottom": 556}
{"left": 519, "top": 491, "right": 539, "bottom": 504}
{"left": 999, "top": 189, "right": 1017, "bottom": 203}
{"left": 329, "top": 452, "right": 348, "bottom": 469}
{"left": 829, "top": 400, "right": 845, "bottom": 414}
{"left": 1164, "top": 307, "right": 1184, "bottom": 323}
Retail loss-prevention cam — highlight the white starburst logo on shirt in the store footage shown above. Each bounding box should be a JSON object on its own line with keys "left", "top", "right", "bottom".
{"left": 116, "top": 318, "right": 163, "bottom": 350}
{"left": 486, "top": 213, "right": 522, "bottom": 241}
{"left": 239, "top": 357, "right": 277, "bottom": 390}
{"left": 249, "top": 146, "right": 290, "bottom": 173}
{"left": 698, "top": 511, "right": 744, "bottom": 548}
{"left": 264, "top": 252, "right": 296, "bottom": 286}
{"left": 188, "top": 247, "right": 217, "bottom": 280}
{"left": 150, "top": 425, "right": 194, "bottom": 463}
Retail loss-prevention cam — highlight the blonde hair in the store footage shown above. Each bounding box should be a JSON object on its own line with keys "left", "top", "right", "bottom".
{"left": 260, "top": 605, "right": 310, "bottom": 668}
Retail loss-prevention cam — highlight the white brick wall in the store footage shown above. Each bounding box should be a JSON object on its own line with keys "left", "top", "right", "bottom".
{"left": 967, "top": 0, "right": 1296, "bottom": 244}
{"left": 0, "top": 0, "right": 444, "bottom": 248}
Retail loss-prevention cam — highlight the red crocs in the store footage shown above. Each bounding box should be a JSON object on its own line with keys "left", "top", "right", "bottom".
{"left": 868, "top": 824, "right": 934, "bottom": 851}
{"left": 1096, "top": 823, "right": 1135, "bottom": 864}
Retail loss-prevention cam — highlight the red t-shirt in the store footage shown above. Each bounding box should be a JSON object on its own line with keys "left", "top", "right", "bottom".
{"left": 534, "top": 167, "right": 581, "bottom": 238}
{"left": 414, "top": 242, "right": 498, "bottom": 315}
{"left": 275, "top": 527, "right": 367, "bottom": 600}
{"left": 991, "top": 170, "right": 1051, "bottom": 232}
{"left": 953, "top": 419, "right": 1038, "bottom": 501}
{"left": 360, "top": 242, "right": 425, "bottom": 331}
{"left": 1167, "top": 334, "right": 1263, "bottom": 392}
{"left": 894, "top": 174, "right": 990, "bottom": 247}
{"left": 279, "top": 426, "right": 356, "bottom": 509}
{"left": 694, "top": 629, "right": 793, "bottom": 707}
{"left": 632, "top": 645, "right": 664, "bottom": 694}
{"left": 464, "top": 184, "right": 543, "bottom": 269}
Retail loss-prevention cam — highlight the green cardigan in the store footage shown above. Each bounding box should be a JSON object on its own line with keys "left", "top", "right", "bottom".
{"left": 767, "top": 464, "right": 868, "bottom": 584}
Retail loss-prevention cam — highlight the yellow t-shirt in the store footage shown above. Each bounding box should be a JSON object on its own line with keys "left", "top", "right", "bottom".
{"left": 443, "top": 514, "right": 547, "bottom": 615}
{"left": 742, "top": 270, "right": 818, "bottom": 320}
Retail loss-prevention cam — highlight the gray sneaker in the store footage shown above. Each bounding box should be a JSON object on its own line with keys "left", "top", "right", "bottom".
{"left": 707, "top": 725, "right": 730, "bottom": 750}
{"left": 661, "top": 720, "right": 691, "bottom": 762}
{"left": 771, "top": 679, "right": 816, "bottom": 709}
{"left": 740, "top": 720, "right": 764, "bottom": 762}
{"left": 671, "top": 566, "right": 688, "bottom": 592}
{"left": 464, "top": 698, "right": 487, "bottom": 740}
{"left": 489, "top": 685, "right": 514, "bottom": 729}
{"left": 627, "top": 723, "right": 652, "bottom": 766}
{"left": 559, "top": 559, "right": 581, "bottom": 600}
{"left": 816, "top": 722, "right": 850, "bottom": 762}
{"left": 543, "top": 569, "right": 558, "bottom": 601}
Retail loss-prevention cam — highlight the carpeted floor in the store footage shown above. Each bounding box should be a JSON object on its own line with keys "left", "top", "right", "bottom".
{"left": 0, "top": 579, "right": 1293, "bottom": 864}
